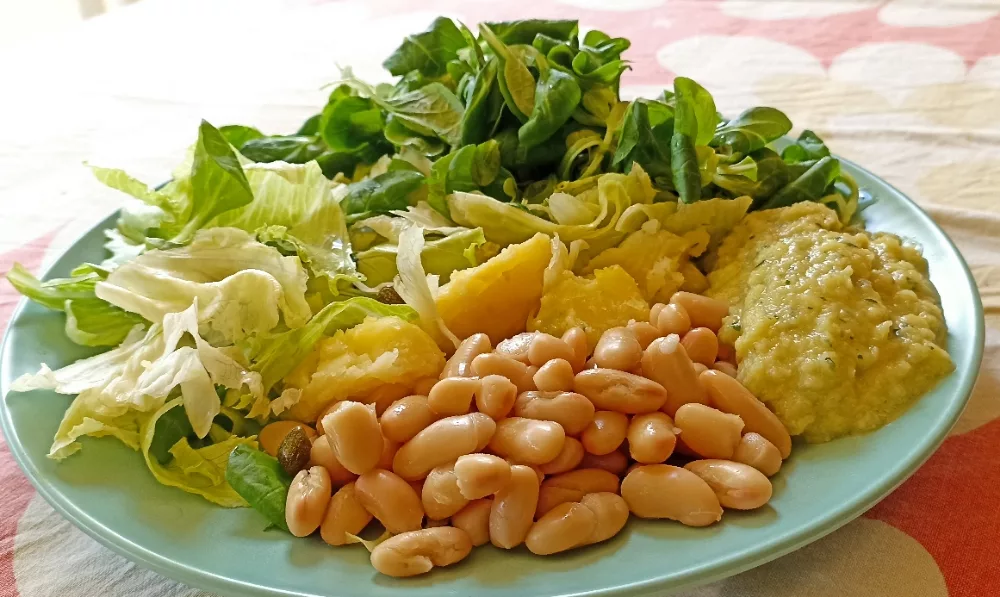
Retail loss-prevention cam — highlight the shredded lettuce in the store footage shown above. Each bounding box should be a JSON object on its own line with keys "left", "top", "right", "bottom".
{"left": 447, "top": 165, "right": 654, "bottom": 257}
{"left": 5, "top": 264, "right": 145, "bottom": 347}
{"left": 356, "top": 226, "right": 487, "bottom": 286}
{"left": 13, "top": 301, "right": 263, "bottom": 454}
{"left": 392, "top": 225, "right": 459, "bottom": 348}
{"left": 95, "top": 228, "right": 311, "bottom": 345}
{"left": 141, "top": 399, "right": 256, "bottom": 507}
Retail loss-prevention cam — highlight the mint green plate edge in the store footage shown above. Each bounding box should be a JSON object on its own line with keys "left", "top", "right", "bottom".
{"left": 0, "top": 157, "right": 985, "bottom": 597}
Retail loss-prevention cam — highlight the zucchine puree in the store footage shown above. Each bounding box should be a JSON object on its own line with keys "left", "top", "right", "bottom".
{"left": 707, "top": 202, "right": 953, "bottom": 443}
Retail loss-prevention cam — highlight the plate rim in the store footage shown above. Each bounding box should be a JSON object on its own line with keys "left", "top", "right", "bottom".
{"left": 0, "top": 157, "right": 986, "bottom": 597}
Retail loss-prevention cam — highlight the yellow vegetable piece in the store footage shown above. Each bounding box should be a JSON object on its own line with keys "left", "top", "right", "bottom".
{"left": 436, "top": 233, "right": 551, "bottom": 345}
{"left": 583, "top": 227, "right": 709, "bottom": 304}
{"left": 287, "top": 316, "right": 445, "bottom": 421}
{"left": 529, "top": 265, "right": 649, "bottom": 351}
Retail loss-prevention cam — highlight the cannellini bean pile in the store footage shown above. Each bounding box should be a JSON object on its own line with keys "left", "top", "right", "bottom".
{"left": 260, "top": 291, "right": 793, "bottom": 578}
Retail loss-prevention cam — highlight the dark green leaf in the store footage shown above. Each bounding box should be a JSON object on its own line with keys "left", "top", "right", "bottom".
{"left": 760, "top": 155, "right": 840, "bottom": 210}
{"left": 149, "top": 405, "right": 195, "bottom": 465}
{"left": 612, "top": 100, "right": 672, "bottom": 179}
{"left": 383, "top": 115, "right": 447, "bottom": 156}
{"left": 239, "top": 135, "right": 326, "bottom": 164}
{"left": 226, "top": 444, "right": 291, "bottom": 532}
{"left": 712, "top": 107, "right": 792, "bottom": 155}
{"left": 295, "top": 114, "right": 321, "bottom": 136}
{"left": 670, "top": 132, "right": 701, "bottom": 203}
{"left": 518, "top": 66, "right": 582, "bottom": 152}
{"left": 341, "top": 169, "right": 426, "bottom": 221}
{"left": 173, "top": 121, "right": 254, "bottom": 243}
{"left": 713, "top": 147, "right": 790, "bottom": 199}
{"left": 383, "top": 17, "right": 466, "bottom": 77}
{"left": 459, "top": 57, "right": 503, "bottom": 145}
{"left": 674, "top": 77, "right": 718, "bottom": 146}
{"left": 319, "top": 94, "right": 384, "bottom": 153}
{"left": 218, "top": 125, "right": 263, "bottom": 150}
{"left": 782, "top": 130, "right": 831, "bottom": 164}
{"left": 484, "top": 19, "right": 578, "bottom": 45}
{"left": 479, "top": 24, "right": 536, "bottom": 122}
{"left": 532, "top": 34, "right": 565, "bottom": 56}
{"left": 379, "top": 83, "right": 465, "bottom": 147}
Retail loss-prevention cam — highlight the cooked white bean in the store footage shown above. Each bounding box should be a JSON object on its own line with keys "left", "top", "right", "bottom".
{"left": 733, "top": 433, "right": 783, "bottom": 477}
{"left": 532, "top": 358, "right": 576, "bottom": 392}
{"left": 621, "top": 464, "right": 722, "bottom": 526}
{"left": 489, "top": 465, "right": 541, "bottom": 549}
{"left": 286, "top": 466, "right": 332, "bottom": 537}
{"left": 674, "top": 403, "right": 744, "bottom": 459}
{"left": 684, "top": 459, "right": 773, "bottom": 510}
{"left": 454, "top": 453, "right": 512, "bottom": 499}
{"left": 441, "top": 333, "right": 492, "bottom": 378}
{"left": 593, "top": 327, "right": 643, "bottom": 371}
{"left": 475, "top": 374, "right": 518, "bottom": 419}
{"left": 451, "top": 499, "right": 492, "bottom": 546}
{"left": 428, "top": 376, "right": 481, "bottom": 416}
{"left": 525, "top": 501, "right": 597, "bottom": 555}
{"left": 370, "top": 527, "right": 472, "bottom": 578}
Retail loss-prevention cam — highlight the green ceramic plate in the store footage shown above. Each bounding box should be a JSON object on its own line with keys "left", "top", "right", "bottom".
{"left": 0, "top": 159, "right": 984, "bottom": 597}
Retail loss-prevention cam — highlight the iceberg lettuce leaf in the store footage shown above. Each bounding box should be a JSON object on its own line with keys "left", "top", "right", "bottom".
{"left": 141, "top": 399, "right": 256, "bottom": 508}
{"left": 95, "top": 228, "right": 310, "bottom": 345}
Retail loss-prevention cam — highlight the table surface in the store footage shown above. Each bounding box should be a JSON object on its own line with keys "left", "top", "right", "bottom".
{"left": 0, "top": 0, "right": 998, "bottom": 596}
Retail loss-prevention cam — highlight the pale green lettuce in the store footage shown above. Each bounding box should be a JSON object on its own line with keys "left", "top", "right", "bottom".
{"left": 95, "top": 228, "right": 311, "bottom": 345}
{"left": 392, "top": 225, "right": 459, "bottom": 348}
{"left": 141, "top": 399, "right": 256, "bottom": 508}
{"left": 447, "top": 165, "right": 654, "bottom": 256}
{"left": 5, "top": 264, "right": 145, "bottom": 347}
{"left": 356, "top": 227, "right": 487, "bottom": 286}
{"left": 13, "top": 301, "right": 263, "bottom": 456}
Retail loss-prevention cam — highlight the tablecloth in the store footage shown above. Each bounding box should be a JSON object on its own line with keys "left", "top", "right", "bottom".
{"left": 0, "top": 0, "right": 998, "bottom": 595}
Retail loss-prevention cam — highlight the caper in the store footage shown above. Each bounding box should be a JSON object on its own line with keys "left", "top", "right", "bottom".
{"left": 376, "top": 286, "right": 404, "bottom": 305}
{"left": 277, "top": 426, "right": 312, "bottom": 476}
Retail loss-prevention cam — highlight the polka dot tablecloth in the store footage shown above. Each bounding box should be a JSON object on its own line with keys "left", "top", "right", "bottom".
{"left": 1, "top": 0, "right": 998, "bottom": 595}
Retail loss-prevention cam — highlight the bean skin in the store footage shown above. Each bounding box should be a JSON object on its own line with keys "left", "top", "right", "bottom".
{"left": 641, "top": 335, "right": 708, "bottom": 416}
{"left": 581, "top": 411, "right": 629, "bottom": 456}
{"left": 674, "top": 403, "right": 744, "bottom": 460}
{"left": 488, "top": 418, "right": 566, "bottom": 465}
{"left": 627, "top": 412, "right": 678, "bottom": 464}
{"left": 320, "top": 482, "right": 372, "bottom": 546}
{"left": 286, "top": 466, "right": 332, "bottom": 537}
{"left": 451, "top": 499, "right": 492, "bottom": 546}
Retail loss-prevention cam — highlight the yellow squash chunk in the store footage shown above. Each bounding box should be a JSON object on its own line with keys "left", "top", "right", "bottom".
{"left": 287, "top": 316, "right": 445, "bottom": 421}
{"left": 529, "top": 265, "right": 649, "bottom": 351}
{"left": 584, "top": 227, "right": 709, "bottom": 304}
{"left": 436, "top": 233, "right": 551, "bottom": 345}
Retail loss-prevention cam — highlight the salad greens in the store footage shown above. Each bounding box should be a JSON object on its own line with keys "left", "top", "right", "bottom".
{"left": 5, "top": 16, "right": 864, "bottom": 517}
{"left": 226, "top": 444, "right": 292, "bottom": 529}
